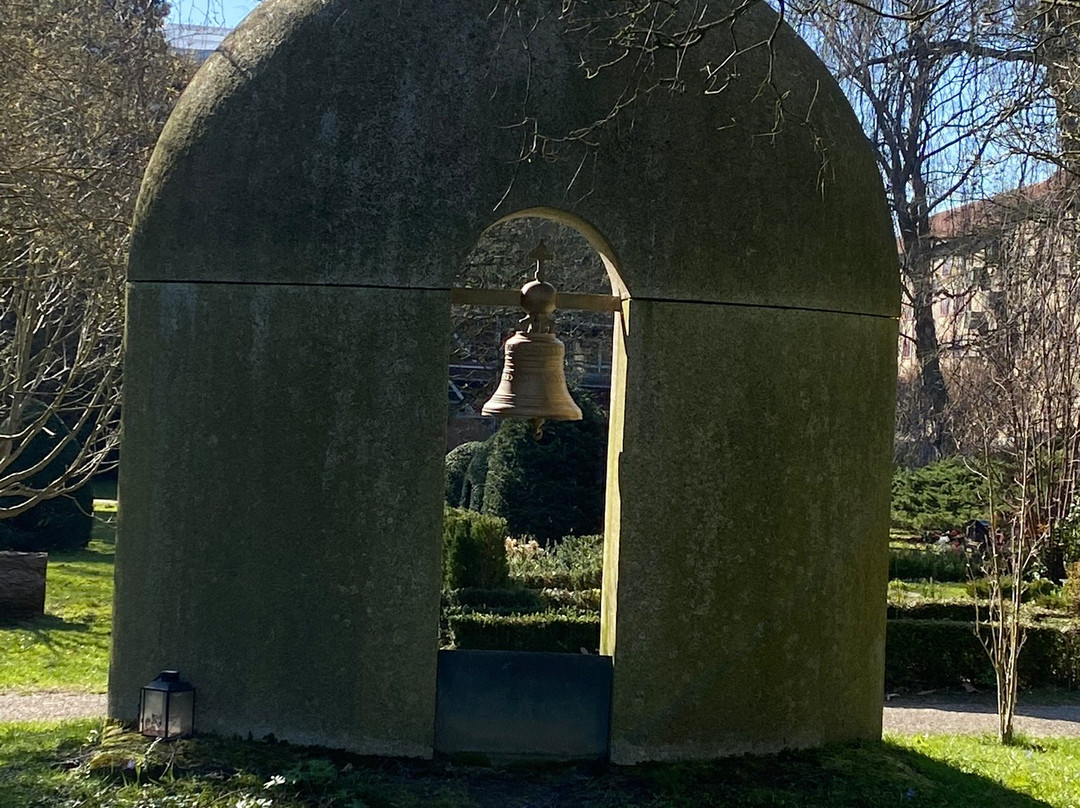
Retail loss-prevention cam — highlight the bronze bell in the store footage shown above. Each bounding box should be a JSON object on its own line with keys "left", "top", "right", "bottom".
{"left": 482, "top": 242, "right": 582, "bottom": 437}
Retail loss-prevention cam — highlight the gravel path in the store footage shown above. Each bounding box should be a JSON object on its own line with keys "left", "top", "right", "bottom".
{"left": 0, "top": 692, "right": 107, "bottom": 722}
{"left": 882, "top": 696, "right": 1080, "bottom": 737}
{"left": 4, "top": 692, "right": 1080, "bottom": 737}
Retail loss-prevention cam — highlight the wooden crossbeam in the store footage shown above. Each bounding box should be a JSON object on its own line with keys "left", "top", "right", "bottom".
{"left": 451, "top": 287, "right": 621, "bottom": 312}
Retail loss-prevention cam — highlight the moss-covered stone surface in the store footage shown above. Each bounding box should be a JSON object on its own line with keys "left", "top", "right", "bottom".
{"left": 131, "top": 0, "right": 895, "bottom": 315}
{"left": 604, "top": 301, "right": 896, "bottom": 762}
{"left": 112, "top": 284, "right": 448, "bottom": 756}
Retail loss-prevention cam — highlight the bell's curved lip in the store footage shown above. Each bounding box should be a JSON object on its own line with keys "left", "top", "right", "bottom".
{"left": 482, "top": 405, "right": 583, "bottom": 420}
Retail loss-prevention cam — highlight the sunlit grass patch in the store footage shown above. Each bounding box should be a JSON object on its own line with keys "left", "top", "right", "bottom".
{"left": 889, "top": 734, "right": 1080, "bottom": 807}
{"left": 0, "top": 534, "right": 114, "bottom": 693}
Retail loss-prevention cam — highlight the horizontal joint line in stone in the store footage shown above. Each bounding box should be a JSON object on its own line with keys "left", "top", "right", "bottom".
{"left": 628, "top": 296, "right": 898, "bottom": 320}
{"left": 127, "top": 279, "right": 452, "bottom": 293}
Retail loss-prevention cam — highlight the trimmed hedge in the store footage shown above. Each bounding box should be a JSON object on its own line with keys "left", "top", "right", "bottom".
{"left": 889, "top": 544, "right": 967, "bottom": 582}
{"left": 480, "top": 388, "right": 607, "bottom": 541}
{"left": 444, "top": 587, "right": 602, "bottom": 612}
{"left": 447, "top": 611, "right": 601, "bottom": 653}
{"left": 442, "top": 507, "right": 509, "bottom": 590}
{"left": 442, "top": 610, "right": 1080, "bottom": 692}
{"left": 886, "top": 602, "right": 976, "bottom": 622}
{"left": 885, "top": 620, "right": 1080, "bottom": 690}
{"left": 461, "top": 440, "right": 493, "bottom": 512}
{"left": 511, "top": 569, "right": 604, "bottom": 590}
{"left": 445, "top": 441, "right": 483, "bottom": 506}
{"left": 445, "top": 588, "right": 544, "bottom": 611}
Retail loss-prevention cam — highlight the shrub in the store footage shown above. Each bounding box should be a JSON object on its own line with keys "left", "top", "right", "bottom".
{"left": 507, "top": 533, "right": 604, "bottom": 590}
{"left": 888, "top": 543, "right": 967, "bottom": 582}
{"left": 445, "top": 441, "right": 483, "bottom": 506}
{"left": 461, "top": 439, "right": 492, "bottom": 512}
{"left": 891, "top": 457, "right": 990, "bottom": 534}
{"left": 446, "top": 610, "right": 601, "bottom": 653}
{"left": 442, "top": 507, "right": 509, "bottom": 590}
{"left": 885, "top": 620, "right": 1080, "bottom": 690}
{"left": 0, "top": 412, "right": 93, "bottom": 552}
{"left": 1025, "top": 577, "right": 1058, "bottom": 600}
{"left": 480, "top": 388, "right": 606, "bottom": 541}
{"left": 1065, "top": 562, "right": 1080, "bottom": 615}
{"left": 443, "top": 587, "right": 602, "bottom": 612}
{"left": 1055, "top": 505, "right": 1080, "bottom": 569}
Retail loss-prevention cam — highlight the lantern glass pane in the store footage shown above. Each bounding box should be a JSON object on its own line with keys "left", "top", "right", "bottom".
{"left": 167, "top": 690, "right": 195, "bottom": 738}
{"left": 140, "top": 690, "right": 167, "bottom": 737}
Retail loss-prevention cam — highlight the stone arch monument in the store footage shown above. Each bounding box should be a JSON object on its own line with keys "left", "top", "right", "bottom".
{"left": 111, "top": 0, "right": 899, "bottom": 763}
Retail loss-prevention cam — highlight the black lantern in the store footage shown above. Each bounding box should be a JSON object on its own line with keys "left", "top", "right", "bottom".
{"left": 139, "top": 670, "right": 195, "bottom": 739}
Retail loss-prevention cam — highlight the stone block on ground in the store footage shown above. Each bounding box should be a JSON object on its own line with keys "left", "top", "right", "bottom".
{"left": 0, "top": 551, "right": 47, "bottom": 618}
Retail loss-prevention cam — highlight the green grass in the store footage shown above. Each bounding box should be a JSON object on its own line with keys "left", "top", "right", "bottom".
{"left": 889, "top": 579, "right": 972, "bottom": 604}
{"left": 0, "top": 722, "right": 1076, "bottom": 807}
{"left": 0, "top": 511, "right": 115, "bottom": 693}
{"left": 896, "top": 734, "right": 1080, "bottom": 807}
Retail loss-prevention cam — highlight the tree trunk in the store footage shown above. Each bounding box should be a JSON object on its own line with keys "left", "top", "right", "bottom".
{"left": 1039, "top": 1, "right": 1080, "bottom": 175}
{"left": 900, "top": 223, "right": 954, "bottom": 460}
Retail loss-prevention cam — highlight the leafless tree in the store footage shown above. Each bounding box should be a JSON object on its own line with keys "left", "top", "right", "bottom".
{"left": 792, "top": 0, "right": 1062, "bottom": 462}
{"left": 0, "top": 0, "right": 189, "bottom": 517}
{"left": 947, "top": 175, "right": 1080, "bottom": 743}
{"left": 488, "top": 0, "right": 1076, "bottom": 463}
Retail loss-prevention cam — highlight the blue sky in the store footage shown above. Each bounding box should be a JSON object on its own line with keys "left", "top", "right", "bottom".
{"left": 168, "top": 1, "right": 258, "bottom": 29}
{"left": 220, "top": 2, "right": 257, "bottom": 27}
{"left": 165, "top": 0, "right": 1051, "bottom": 206}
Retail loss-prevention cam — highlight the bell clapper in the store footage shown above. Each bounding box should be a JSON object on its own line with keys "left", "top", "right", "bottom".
{"left": 530, "top": 417, "right": 546, "bottom": 441}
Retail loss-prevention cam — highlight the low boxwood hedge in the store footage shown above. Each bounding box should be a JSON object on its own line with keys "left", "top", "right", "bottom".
{"left": 444, "top": 587, "right": 602, "bottom": 612}
{"left": 442, "top": 610, "right": 1080, "bottom": 692}
{"left": 511, "top": 569, "right": 603, "bottom": 590}
{"left": 886, "top": 602, "right": 976, "bottom": 621}
{"left": 888, "top": 544, "right": 967, "bottom": 582}
{"left": 446, "top": 611, "right": 601, "bottom": 653}
{"left": 885, "top": 620, "right": 1080, "bottom": 690}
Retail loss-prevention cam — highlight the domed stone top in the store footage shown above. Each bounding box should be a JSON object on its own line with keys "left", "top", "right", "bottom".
{"left": 130, "top": 0, "right": 897, "bottom": 318}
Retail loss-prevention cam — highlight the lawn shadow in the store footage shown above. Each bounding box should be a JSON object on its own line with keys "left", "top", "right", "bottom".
{"left": 0, "top": 731, "right": 1064, "bottom": 808}
{"left": 0, "top": 614, "right": 90, "bottom": 633}
{"left": 48, "top": 548, "right": 115, "bottom": 566}
{"left": 572, "top": 739, "right": 1059, "bottom": 808}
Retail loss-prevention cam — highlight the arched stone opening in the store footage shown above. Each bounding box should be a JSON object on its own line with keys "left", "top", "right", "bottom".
{"left": 442, "top": 208, "right": 622, "bottom": 635}
{"left": 436, "top": 210, "right": 624, "bottom": 760}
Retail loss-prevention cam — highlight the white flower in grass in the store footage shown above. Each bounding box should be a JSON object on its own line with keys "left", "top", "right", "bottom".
{"left": 235, "top": 797, "right": 273, "bottom": 808}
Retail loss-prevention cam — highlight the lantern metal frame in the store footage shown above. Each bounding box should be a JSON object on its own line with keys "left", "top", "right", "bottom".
{"left": 139, "top": 670, "right": 195, "bottom": 740}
